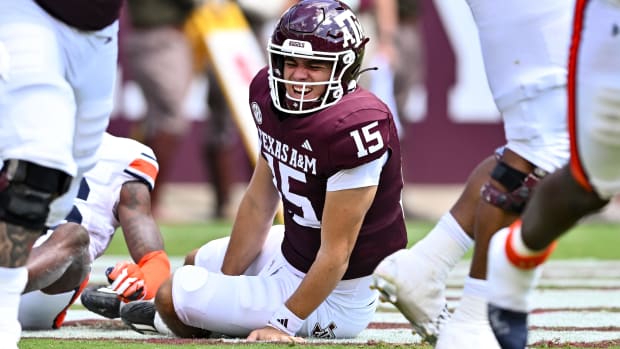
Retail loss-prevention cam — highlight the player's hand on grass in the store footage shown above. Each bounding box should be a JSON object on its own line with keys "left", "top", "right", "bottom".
{"left": 246, "top": 326, "right": 305, "bottom": 343}
{"left": 106, "top": 261, "right": 147, "bottom": 302}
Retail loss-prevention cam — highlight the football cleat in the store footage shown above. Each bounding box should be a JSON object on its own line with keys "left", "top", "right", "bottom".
{"left": 371, "top": 249, "right": 451, "bottom": 344}
{"left": 80, "top": 285, "right": 121, "bottom": 319}
{"left": 487, "top": 226, "right": 545, "bottom": 313}
{"left": 488, "top": 304, "right": 528, "bottom": 349}
{"left": 486, "top": 226, "right": 546, "bottom": 349}
{"left": 120, "top": 300, "right": 158, "bottom": 335}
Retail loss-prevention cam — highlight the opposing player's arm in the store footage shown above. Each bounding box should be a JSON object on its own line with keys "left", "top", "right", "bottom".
{"left": 222, "top": 156, "right": 281, "bottom": 275}
{"left": 108, "top": 180, "right": 170, "bottom": 301}
{"left": 117, "top": 181, "right": 164, "bottom": 259}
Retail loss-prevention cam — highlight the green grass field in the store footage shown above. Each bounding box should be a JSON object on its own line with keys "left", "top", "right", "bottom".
{"left": 105, "top": 219, "right": 620, "bottom": 260}
{"left": 19, "top": 219, "right": 620, "bottom": 349}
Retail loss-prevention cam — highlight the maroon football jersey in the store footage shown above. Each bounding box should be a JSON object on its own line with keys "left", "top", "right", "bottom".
{"left": 250, "top": 67, "right": 407, "bottom": 279}
{"left": 35, "top": 0, "right": 123, "bottom": 31}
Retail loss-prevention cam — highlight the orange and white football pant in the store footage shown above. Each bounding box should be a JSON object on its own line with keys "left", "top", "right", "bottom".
{"left": 568, "top": 0, "right": 620, "bottom": 199}
{"left": 172, "top": 225, "right": 379, "bottom": 338}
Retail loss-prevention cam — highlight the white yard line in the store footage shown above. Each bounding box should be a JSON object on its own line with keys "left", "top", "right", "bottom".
{"left": 23, "top": 259, "right": 620, "bottom": 345}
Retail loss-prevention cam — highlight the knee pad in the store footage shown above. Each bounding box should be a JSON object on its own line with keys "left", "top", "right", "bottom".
{"left": 0, "top": 160, "right": 71, "bottom": 230}
{"left": 481, "top": 161, "right": 548, "bottom": 214}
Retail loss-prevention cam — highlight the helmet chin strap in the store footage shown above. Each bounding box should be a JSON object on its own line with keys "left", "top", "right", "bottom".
{"left": 346, "top": 66, "right": 375, "bottom": 92}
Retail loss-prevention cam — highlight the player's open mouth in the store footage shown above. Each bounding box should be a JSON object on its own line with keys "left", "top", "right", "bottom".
{"left": 293, "top": 85, "right": 311, "bottom": 95}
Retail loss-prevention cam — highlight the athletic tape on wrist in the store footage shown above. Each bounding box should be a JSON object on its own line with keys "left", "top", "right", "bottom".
{"left": 268, "top": 305, "right": 304, "bottom": 336}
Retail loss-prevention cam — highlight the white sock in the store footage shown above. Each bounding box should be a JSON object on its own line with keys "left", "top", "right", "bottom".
{"left": 154, "top": 311, "right": 175, "bottom": 337}
{"left": 451, "top": 277, "right": 489, "bottom": 323}
{"left": 437, "top": 277, "right": 501, "bottom": 349}
{"left": 487, "top": 227, "right": 542, "bottom": 312}
{"left": 0, "top": 266, "right": 28, "bottom": 345}
{"left": 411, "top": 213, "right": 474, "bottom": 272}
{"left": 463, "top": 276, "right": 488, "bottom": 299}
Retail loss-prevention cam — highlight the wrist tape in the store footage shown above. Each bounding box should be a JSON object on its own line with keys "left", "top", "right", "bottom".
{"left": 267, "top": 305, "right": 304, "bottom": 336}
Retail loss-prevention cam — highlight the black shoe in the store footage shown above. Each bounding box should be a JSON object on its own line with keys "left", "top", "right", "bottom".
{"left": 120, "top": 300, "right": 158, "bottom": 334}
{"left": 488, "top": 303, "right": 528, "bottom": 349}
{"left": 80, "top": 285, "right": 121, "bottom": 319}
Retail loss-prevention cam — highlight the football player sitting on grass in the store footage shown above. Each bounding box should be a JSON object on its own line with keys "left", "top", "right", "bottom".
{"left": 116, "top": 0, "right": 407, "bottom": 342}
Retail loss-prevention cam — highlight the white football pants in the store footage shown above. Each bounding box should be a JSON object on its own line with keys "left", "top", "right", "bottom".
{"left": 172, "top": 225, "right": 379, "bottom": 338}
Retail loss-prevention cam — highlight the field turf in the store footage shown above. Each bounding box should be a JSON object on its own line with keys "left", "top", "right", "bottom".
{"left": 19, "top": 219, "right": 620, "bottom": 349}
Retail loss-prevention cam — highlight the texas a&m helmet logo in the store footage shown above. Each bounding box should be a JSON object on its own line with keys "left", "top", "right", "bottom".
{"left": 333, "top": 10, "right": 364, "bottom": 49}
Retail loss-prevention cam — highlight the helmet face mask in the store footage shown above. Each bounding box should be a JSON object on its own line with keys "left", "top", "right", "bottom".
{"left": 268, "top": 0, "right": 367, "bottom": 115}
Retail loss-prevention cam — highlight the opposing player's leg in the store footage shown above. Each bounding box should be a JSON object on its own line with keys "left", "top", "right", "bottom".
{"left": 372, "top": 146, "right": 539, "bottom": 344}
{"left": 488, "top": 2, "right": 620, "bottom": 345}
{"left": 0, "top": 3, "right": 116, "bottom": 347}
{"left": 19, "top": 277, "right": 90, "bottom": 330}
{"left": 0, "top": 23, "right": 75, "bottom": 348}
{"left": 24, "top": 223, "right": 90, "bottom": 294}
{"left": 0, "top": 160, "right": 72, "bottom": 343}
{"left": 437, "top": 0, "right": 574, "bottom": 345}
{"left": 374, "top": 84, "right": 569, "bottom": 346}
{"left": 0, "top": 5, "right": 79, "bottom": 343}
{"left": 486, "top": 224, "right": 543, "bottom": 349}
{"left": 18, "top": 223, "right": 91, "bottom": 330}
{"left": 437, "top": 89, "right": 568, "bottom": 348}
{"left": 371, "top": 156, "right": 491, "bottom": 343}
{"left": 435, "top": 149, "right": 537, "bottom": 348}
{"left": 487, "top": 167, "right": 607, "bottom": 348}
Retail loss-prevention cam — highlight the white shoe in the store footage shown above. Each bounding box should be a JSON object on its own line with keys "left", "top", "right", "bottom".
{"left": 372, "top": 248, "right": 450, "bottom": 344}
{"left": 435, "top": 293, "right": 500, "bottom": 349}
